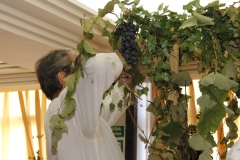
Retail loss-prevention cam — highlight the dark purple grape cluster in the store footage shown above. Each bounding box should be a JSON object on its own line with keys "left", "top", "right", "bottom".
{"left": 115, "top": 21, "right": 138, "bottom": 65}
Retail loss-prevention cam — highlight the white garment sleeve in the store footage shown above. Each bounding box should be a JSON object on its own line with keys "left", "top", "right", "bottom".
{"left": 73, "top": 53, "right": 123, "bottom": 139}
{"left": 100, "top": 82, "right": 128, "bottom": 126}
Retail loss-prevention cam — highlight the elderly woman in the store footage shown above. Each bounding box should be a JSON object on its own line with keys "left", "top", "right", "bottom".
{"left": 35, "top": 49, "right": 129, "bottom": 160}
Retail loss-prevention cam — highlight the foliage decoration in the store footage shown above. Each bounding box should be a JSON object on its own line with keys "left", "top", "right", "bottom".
{"left": 50, "top": 0, "right": 240, "bottom": 159}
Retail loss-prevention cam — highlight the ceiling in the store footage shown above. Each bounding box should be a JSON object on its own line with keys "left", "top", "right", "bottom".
{"left": 0, "top": 0, "right": 114, "bottom": 92}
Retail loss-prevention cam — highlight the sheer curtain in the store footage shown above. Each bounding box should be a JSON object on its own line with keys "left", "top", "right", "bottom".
{"left": 0, "top": 90, "right": 50, "bottom": 160}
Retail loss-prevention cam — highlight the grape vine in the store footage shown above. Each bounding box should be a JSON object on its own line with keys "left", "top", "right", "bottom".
{"left": 54, "top": 0, "right": 240, "bottom": 160}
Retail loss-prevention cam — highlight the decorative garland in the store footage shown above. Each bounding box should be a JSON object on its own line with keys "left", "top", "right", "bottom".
{"left": 49, "top": 0, "right": 240, "bottom": 159}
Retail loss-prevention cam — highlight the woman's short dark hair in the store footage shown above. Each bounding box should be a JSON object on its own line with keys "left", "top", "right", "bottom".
{"left": 35, "top": 49, "right": 72, "bottom": 100}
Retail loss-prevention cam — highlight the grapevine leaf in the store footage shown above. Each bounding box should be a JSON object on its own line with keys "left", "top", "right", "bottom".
{"left": 192, "top": 12, "right": 214, "bottom": 25}
{"left": 117, "top": 100, "right": 123, "bottom": 108}
{"left": 92, "top": 16, "right": 106, "bottom": 28}
{"left": 200, "top": 84, "right": 228, "bottom": 104}
{"left": 83, "top": 40, "right": 96, "bottom": 54}
{"left": 197, "top": 95, "right": 216, "bottom": 112}
{"left": 162, "top": 121, "right": 183, "bottom": 139}
{"left": 226, "top": 119, "right": 238, "bottom": 131}
{"left": 64, "top": 72, "right": 79, "bottom": 92}
{"left": 51, "top": 128, "right": 63, "bottom": 150}
{"left": 60, "top": 98, "right": 76, "bottom": 118}
{"left": 206, "top": 133, "right": 217, "bottom": 147}
{"left": 148, "top": 153, "right": 161, "bottom": 160}
{"left": 77, "top": 41, "right": 84, "bottom": 52}
{"left": 171, "top": 102, "right": 187, "bottom": 123}
{"left": 157, "top": 61, "right": 171, "bottom": 70}
{"left": 49, "top": 115, "right": 67, "bottom": 130}
{"left": 163, "top": 6, "right": 169, "bottom": 13}
{"left": 227, "top": 141, "right": 234, "bottom": 148}
{"left": 197, "top": 104, "right": 225, "bottom": 135}
{"left": 157, "top": 3, "right": 163, "bottom": 11}
{"left": 80, "top": 18, "right": 94, "bottom": 34}
{"left": 221, "top": 59, "right": 236, "bottom": 80}
{"left": 199, "top": 72, "right": 239, "bottom": 92}
{"left": 199, "top": 151, "right": 212, "bottom": 160}
{"left": 98, "top": 0, "right": 119, "bottom": 17}
{"left": 138, "top": 134, "right": 147, "bottom": 143}
{"left": 202, "top": 1, "right": 220, "bottom": 9}
{"left": 127, "top": 68, "right": 145, "bottom": 86}
{"left": 134, "top": 0, "right": 140, "bottom": 5}
{"left": 170, "top": 72, "right": 192, "bottom": 86}
{"left": 162, "top": 152, "right": 173, "bottom": 160}
{"left": 155, "top": 139, "right": 164, "bottom": 149}
{"left": 146, "top": 97, "right": 160, "bottom": 116}
{"left": 140, "top": 54, "right": 152, "bottom": 66}
{"left": 188, "top": 133, "right": 213, "bottom": 151}
{"left": 226, "top": 130, "right": 238, "bottom": 139}
{"left": 179, "top": 16, "right": 198, "bottom": 29}
{"left": 110, "top": 102, "right": 115, "bottom": 111}
{"left": 81, "top": 56, "right": 88, "bottom": 70}
{"left": 83, "top": 31, "right": 94, "bottom": 40}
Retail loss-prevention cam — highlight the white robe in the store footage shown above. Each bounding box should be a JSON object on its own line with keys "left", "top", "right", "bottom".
{"left": 44, "top": 53, "right": 126, "bottom": 160}
{"left": 227, "top": 138, "right": 240, "bottom": 160}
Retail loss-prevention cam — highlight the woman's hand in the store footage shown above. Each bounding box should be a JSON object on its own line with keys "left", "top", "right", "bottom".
{"left": 117, "top": 72, "right": 131, "bottom": 85}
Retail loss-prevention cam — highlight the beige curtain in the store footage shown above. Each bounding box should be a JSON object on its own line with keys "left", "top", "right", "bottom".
{"left": 0, "top": 90, "right": 49, "bottom": 160}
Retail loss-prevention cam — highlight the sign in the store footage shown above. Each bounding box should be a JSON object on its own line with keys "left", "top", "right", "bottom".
{"left": 117, "top": 140, "right": 123, "bottom": 152}
{"left": 111, "top": 126, "right": 124, "bottom": 137}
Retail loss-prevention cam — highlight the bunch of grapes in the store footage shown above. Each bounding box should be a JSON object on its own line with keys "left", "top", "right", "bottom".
{"left": 115, "top": 21, "right": 138, "bottom": 65}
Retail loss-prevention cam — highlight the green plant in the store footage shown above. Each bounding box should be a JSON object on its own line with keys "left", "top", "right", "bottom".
{"left": 49, "top": 0, "right": 240, "bottom": 159}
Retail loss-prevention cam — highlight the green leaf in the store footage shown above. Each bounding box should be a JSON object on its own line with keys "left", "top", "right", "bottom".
{"left": 146, "top": 97, "right": 160, "bottom": 116}
{"left": 199, "top": 151, "right": 212, "bottom": 160}
{"left": 134, "top": 0, "right": 140, "bottom": 5}
{"left": 189, "top": 133, "right": 213, "bottom": 151}
{"left": 206, "top": 133, "right": 217, "bottom": 147}
{"left": 170, "top": 72, "right": 192, "bottom": 86}
{"left": 80, "top": 18, "right": 94, "bottom": 34}
{"left": 199, "top": 72, "right": 239, "bottom": 92}
{"left": 221, "top": 59, "right": 236, "bottom": 80}
{"left": 197, "top": 95, "right": 216, "bottom": 112}
{"left": 162, "top": 121, "right": 183, "bottom": 139}
{"left": 163, "top": 6, "right": 169, "bottom": 13}
{"left": 83, "top": 40, "right": 96, "bottom": 55}
{"left": 157, "top": 3, "right": 163, "bottom": 11}
{"left": 171, "top": 102, "right": 187, "bottom": 123}
{"left": 137, "top": 87, "right": 149, "bottom": 96}
{"left": 148, "top": 153, "right": 161, "bottom": 160}
{"left": 157, "top": 61, "right": 171, "bottom": 70}
{"left": 117, "top": 100, "right": 123, "bottom": 108}
{"left": 81, "top": 56, "right": 88, "bottom": 70}
{"left": 60, "top": 98, "right": 76, "bottom": 118}
{"left": 140, "top": 54, "right": 152, "bottom": 66}
{"left": 202, "top": 1, "right": 220, "bottom": 9}
{"left": 227, "top": 141, "right": 234, "bottom": 148}
{"left": 162, "top": 152, "right": 173, "bottom": 160}
{"left": 197, "top": 104, "right": 225, "bottom": 135}
{"left": 83, "top": 31, "right": 94, "bottom": 40}
{"left": 98, "top": 0, "right": 119, "bottom": 17}
{"left": 51, "top": 128, "right": 63, "bottom": 150}
{"left": 226, "top": 130, "right": 238, "bottom": 139}
{"left": 92, "top": 16, "right": 106, "bottom": 28}
{"left": 64, "top": 72, "right": 79, "bottom": 92}
{"left": 179, "top": 16, "right": 198, "bottom": 29}
{"left": 226, "top": 119, "right": 238, "bottom": 131}
{"left": 138, "top": 134, "right": 148, "bottom": 143}
{"left": 192, "top": 12, "right": 214, "bottom": 25}
{"left": 49, "top": 115, "right": 67, "bottom": 130}
{"left": 155, "top": 139, "right": 164, "bottom": 149}
{"left": 200, "top": 84, "right": 228, "bottom": 104}
{"left": 110, "top": 102, "right": 115, "bottom": 111}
